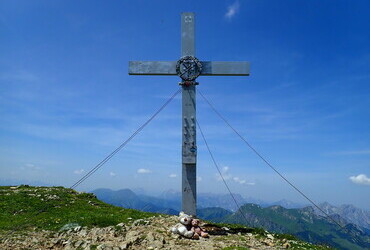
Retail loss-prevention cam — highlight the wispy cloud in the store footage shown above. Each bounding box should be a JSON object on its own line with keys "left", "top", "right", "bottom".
{"left": 197, "top": 176, "right": 202, "bottom": 182}
{"left": 73, "top": 169, "right": 85, "bottom": 175}
{"left": 20, "top": 163, "right": 40, "bottom": 171}
{"left": 225, "top": 1, "right": 240, "bottom": 20}
{"left": 349, "top": 174, "right": 370, "bottom": 185}
{"left": 216, "top": 166, "right": 253, "bottom": 185}
{"left": 330, "top": 149, "right": 370, "bottom": 156}
{"left": 0, "top": 70, "right": 39, "bottom": 82}
{"left": 233, "top": 177, "right": 246, "bottom": 184}
{"left": 137, "top": 168, "right": 152, "bottom": 174}
{"left": 169, "top": 174, "right": 177, "bottom": 178}
{"left": 232, "top": 176, "right": 255, "bottom": 185}
{"left": 216, "top": 166, "right": 232, "bottom": 181}
{"left": 109, "top": 172, "right": 116, "bottom": 177}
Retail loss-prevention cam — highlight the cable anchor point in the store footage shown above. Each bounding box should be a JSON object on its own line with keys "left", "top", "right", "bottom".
{"left": 179, "top": 81, "right": 199, "bottom": 86}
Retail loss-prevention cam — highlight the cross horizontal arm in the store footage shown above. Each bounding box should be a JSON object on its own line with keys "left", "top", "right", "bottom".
{"left": 200, "top": 61, "right": 250, "bottom": 76}
{"left": 129, "top": 61, "right": 177, "bottom": 75}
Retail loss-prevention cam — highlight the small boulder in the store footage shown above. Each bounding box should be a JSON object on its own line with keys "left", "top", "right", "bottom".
{"left": 266, "top": 233, "right": 274, "bottom": 240}
{"left": 59, "top": 223, "right": 80, "bottom": 232}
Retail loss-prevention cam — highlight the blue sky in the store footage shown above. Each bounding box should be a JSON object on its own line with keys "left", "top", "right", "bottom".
{"left": 0, "top": 0, "right": 369, "bottom": 209}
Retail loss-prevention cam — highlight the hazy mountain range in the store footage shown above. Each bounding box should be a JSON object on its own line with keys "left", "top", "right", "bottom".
{"left": 158, "top": 189, "right": 309, "bottom": 210}
{"left": 92, "top": 188, "right": 179, "bottom": 215}
{"left": 313, "top": 202, "right": 370, "bottom": 231}
{"left": 92, "top": 188, "right": 304, "bottom": 214}
{"left": 92, "top": 188, "right": 369, "bottom": 229}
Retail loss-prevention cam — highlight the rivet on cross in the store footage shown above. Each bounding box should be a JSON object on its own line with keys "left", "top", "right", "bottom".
{"left": 129, "top": 12, "right": 250, "bottom": 216}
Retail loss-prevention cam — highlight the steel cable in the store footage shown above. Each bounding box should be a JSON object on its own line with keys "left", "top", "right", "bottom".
{"left": 183, "top": 87, "right": 250, "bottom": 224}
{"left": 196, "top": 116, "right": 251, "bottom": 225}
{"left": 70, "top": 87, "right": 181, "bottom": 189}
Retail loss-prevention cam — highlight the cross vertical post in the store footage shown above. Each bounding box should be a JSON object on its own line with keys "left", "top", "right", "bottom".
{"left": 180, "top": 12, "right": 197, "bottom": 216}
{"left": 181, "top": 83, "right": 197, "bottom": 216}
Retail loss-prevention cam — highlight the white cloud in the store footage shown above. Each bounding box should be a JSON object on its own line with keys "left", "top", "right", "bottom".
{"left": 225, "top": 1, "right": 240, "bottom": 20}
{"left": 197, "top": 176, "right": 202, "bottom": 182}
{"left": 137, "top": 168, "right": 152, "bottom": 174}
{"left": 330, "top": 149, "right": 370, "bottom": 156}
{"left": 169, "top": 174, "right": 177, "bottom": 178}
{"left": 349, "top": 174, "right": 370, "bottom": 185}
{"left": 216, "top": 166, "right": 253, "bottom": 185}
{"left": 21, "top": 163, "right": 40, "bottom": 170}
{"left": 73, "top": 169, "right": 85, "bottom": 175}
{"left": 0, "top": 70, "right": 39, "bottom": 82}
{"left": 233, "top": 177, "right": 246, "bottom": 184}
{"left": 216, "top": 166, "right": 232, "bottom": 181}
{"left": 233, "top": 177, "right": 256, "bottom": 185}
{"left": 217, "top": 174, "right": 232, "bottom": 181}
{"left": 109, "top": 172, "right": 116, "bottom": 177}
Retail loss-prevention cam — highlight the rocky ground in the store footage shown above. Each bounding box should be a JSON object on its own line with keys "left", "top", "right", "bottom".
{"left": 0, "top": 215, "right": 324, "bottom": 250}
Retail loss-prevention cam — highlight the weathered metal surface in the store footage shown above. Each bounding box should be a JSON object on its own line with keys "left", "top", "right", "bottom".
{"left": 182, "top": 162, "right": 196, "bottom": 216}
{"left": 129, "top": 61, "right": 177, "bottom": 75}
{"left": 200, "top": 61, "right": 250, "bottom": 76}
{"left": 181, "top": 12, "right": 195, "bottom": 57}
{"left": 129, "top": 60, "right": 249, "bottom": 77}
{"left": 182, "top": 86, "right": 197, "bottom": 216}
{"left": 182, "top": 86, "right": 197, "bottom": 164}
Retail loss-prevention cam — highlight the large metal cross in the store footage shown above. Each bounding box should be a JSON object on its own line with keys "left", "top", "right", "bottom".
{"left": 129, "top": 12, "right": 249, "bottom": 216}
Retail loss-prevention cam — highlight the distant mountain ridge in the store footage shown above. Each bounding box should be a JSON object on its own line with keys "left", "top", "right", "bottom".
{"left": 315, "top": 202, "right": 370, "bottom": 230}
{"left": 158, "top": 190, "right": 308, "bottom": 210}
{"left": 92, "top": 188, "right": 178, "bottom": 215}
{"left": 92, "top": 188, "right": 368, "bottom": 219}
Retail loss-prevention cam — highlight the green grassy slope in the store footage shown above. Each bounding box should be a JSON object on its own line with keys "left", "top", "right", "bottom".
{"left": 0, "top": 185, "right": 155, "bottom": 232}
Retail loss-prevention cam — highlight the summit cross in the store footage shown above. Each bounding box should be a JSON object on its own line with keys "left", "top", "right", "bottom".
{"left": 129, "top": 12, "right": 250, "bottom": 216}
